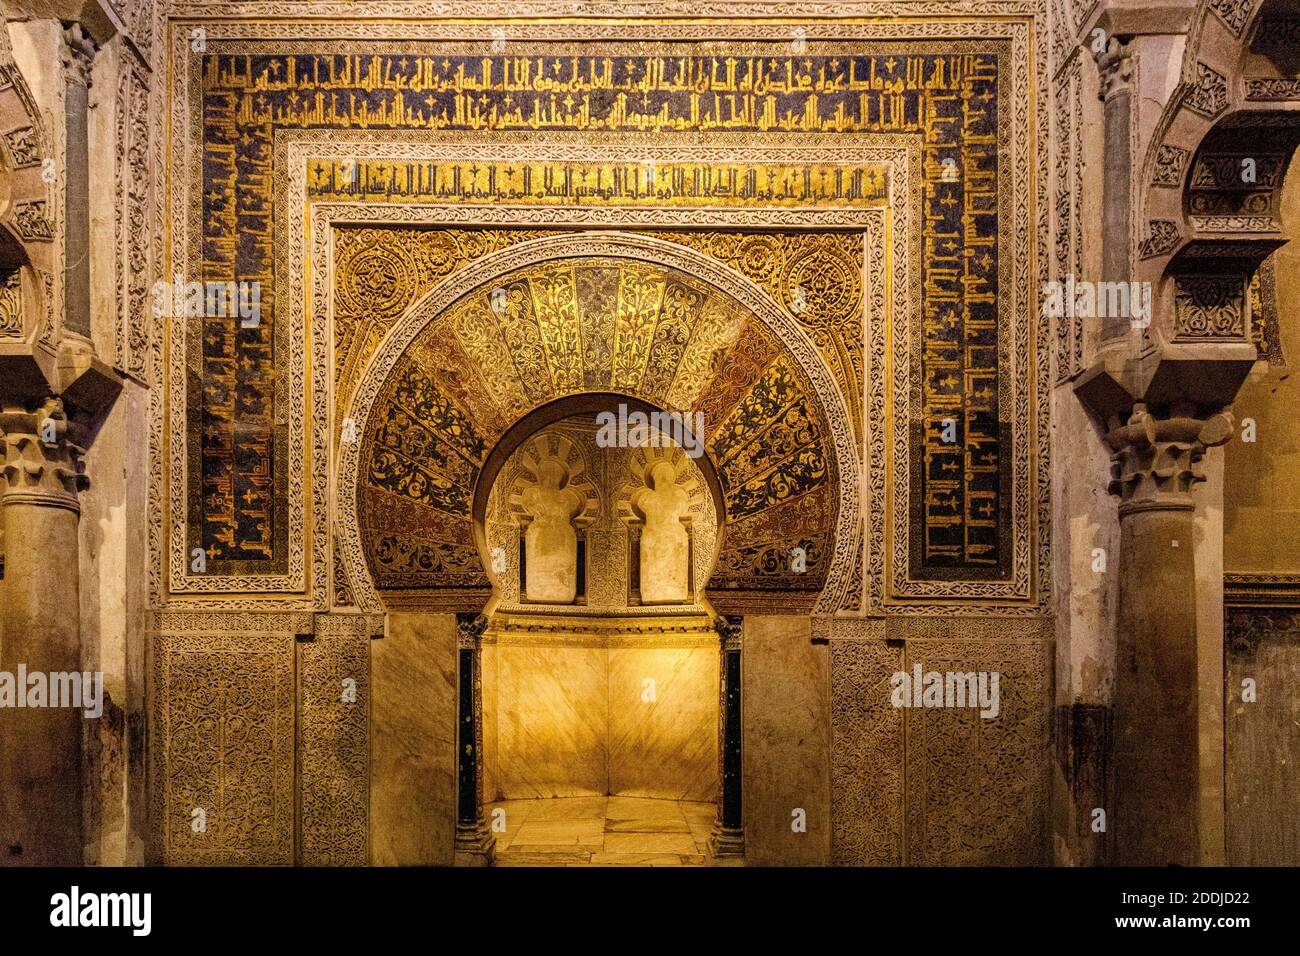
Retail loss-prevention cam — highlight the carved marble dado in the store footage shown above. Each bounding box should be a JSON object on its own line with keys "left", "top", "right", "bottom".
{"left": 831, "top": 639, "right": 905, "bottom": 865}
{"left": 830, "top": 622, "right": 1052, "bottom": 865}
{"left": 149, "top": 615, "right": 296, "bottom": 865}
{"left": 298, "top": 616, "right": 371, "bottom": 865}
{"left": 903, "top": 638, "right": 1052, "bottom": 864}
{"left": 149, "top": 611, "right": 378, "bottom": 865}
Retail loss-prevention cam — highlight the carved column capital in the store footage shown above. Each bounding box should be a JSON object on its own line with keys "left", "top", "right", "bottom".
{"left": 60, "top": 22, "right": 97, "bottom": 88}
{"left": 715, "top": 612, "right": 743, "bottom": 651}
{"left": 1095, "top": 36, "right": 1134, "bottom": 102}
{"left": 456, "top": 611, "right": 488, "bottom": 649}
{"left": 1104, "top": 404, "right": 1233, "bottom": 514}
{"left": 0, "top": 398, "right": 88, "bottom": 511}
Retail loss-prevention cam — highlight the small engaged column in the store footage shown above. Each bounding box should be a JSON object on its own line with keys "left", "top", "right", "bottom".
{"left": 710, "top": 614, "right": 744, "bottom": 861}
{"left": 454, "top": 612, "right": 494, "bottom": 865}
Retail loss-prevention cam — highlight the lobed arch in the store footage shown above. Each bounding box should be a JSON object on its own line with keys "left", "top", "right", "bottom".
{"left": 1138, "top": 0, "right": 1300, "bottom": 301}
{"left": 335, "top": 231, "right": 860, "bottom": 616}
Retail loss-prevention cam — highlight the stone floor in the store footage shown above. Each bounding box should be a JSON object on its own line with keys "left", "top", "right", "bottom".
{"left": 487, "top": 795, "right": 716, "bottom": 866}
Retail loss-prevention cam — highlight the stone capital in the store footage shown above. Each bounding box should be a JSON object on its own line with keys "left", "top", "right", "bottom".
{"left": 1095, "top": 36, "right": 1134, "bottom": 103}
{"left": 455, "top": 611, "right": 488, "bottom": 648}
{"left": 0, "top": 397, "right": 87, "bottom": 511}
{"left": 715, "top": 613, "right": 743, "bottom": 650}
{"left": 1104, "top": 403, "right": 1232, "bottom": 514}
{"left": 61, "top": 22, "right": 97, "bottom": 87}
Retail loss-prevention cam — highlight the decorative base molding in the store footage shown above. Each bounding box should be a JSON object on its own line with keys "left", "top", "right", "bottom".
{"left": 453, "top": 823, "right": 496, "bottom": 867}
{"left": 708, "top": 823, "right": 745, "bottom": 863}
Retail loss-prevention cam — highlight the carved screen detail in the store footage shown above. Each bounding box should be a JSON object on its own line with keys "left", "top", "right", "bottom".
{"left": 487, "top": 415, "right": 716, "bottom": 613}
{"left": 151, "top": 618, "right": 296, "bottom": 865}
{"left": 299, "top": 617, "right": 371, "bottom": 865}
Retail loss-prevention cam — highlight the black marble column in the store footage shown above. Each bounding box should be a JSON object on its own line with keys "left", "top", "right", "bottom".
{"left": 710, "top": 614, "right": 744, "bottom": 860}
{"left": 454, "top": 613, "right": 494, "bottom": 865}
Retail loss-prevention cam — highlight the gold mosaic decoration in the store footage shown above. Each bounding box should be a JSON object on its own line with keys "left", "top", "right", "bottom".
{"left": 334, "top": 227, "right": 865, "bottom": 438}
{"left": 354, "top": 253, "right": 836, "bottom": 598}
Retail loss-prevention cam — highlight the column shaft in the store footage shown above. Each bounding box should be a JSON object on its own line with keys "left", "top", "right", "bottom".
{"left": 1105, "top": 405, "right": 1232, "bottom": 865}
{"left": 1113, "top": 502, "right": 1199, "bottom": 864}
{"left": 710, "top": 614, "right": 744, "bottom": 859}
{"left": 0, "top": 403, "right": 86, "bottom": 866}
{"left": 454, "top": 613, "right": 494, "bottom": 865}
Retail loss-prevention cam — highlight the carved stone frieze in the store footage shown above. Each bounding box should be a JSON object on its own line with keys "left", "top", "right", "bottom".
{"left": 1173, "top": 275, "right": 1247, "bottom": 340}
{"left": 1209, "top": 0, "right": 1257, "bottom": 36}
{"left": 0, "top": 267, "right": 22, "bottom": 336}
{"left": 1152, "top": 144, "right": 1189, "bottom": 188}
{"left": 1, "top": 125, "right": 39, "bottom": 167}
{"left": 1245, "top": 78, "right": 1300, "bottom": 102}
{"left": 14, "top": 200, "right": 54, "bottom": 242}
{"left": 1184, "top": 62, "right": 1229, "bottom": 119}
{"left": 1138, "top": 219, "right": 1182, "bottom": 259}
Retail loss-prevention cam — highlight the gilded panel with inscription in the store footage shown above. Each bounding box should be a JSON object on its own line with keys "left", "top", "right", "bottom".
{"left": 167, "top": 25, "right": 1046, "bottom": 613}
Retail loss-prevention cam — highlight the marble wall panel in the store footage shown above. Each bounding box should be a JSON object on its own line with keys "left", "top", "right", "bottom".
{"left": 608, "top": 643, "right": 717, "bottom": 801}
{"left": 484, "top": 624, "right": 718, "bottom": 802}
{"left": 491, "top": 642, "right": 609, "bottom": 798}
{"left": 370, "top": 612, "right": 457, "bottom": 865}
{"left": 742, "top": 615, "right": 831, "bottom": 866}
